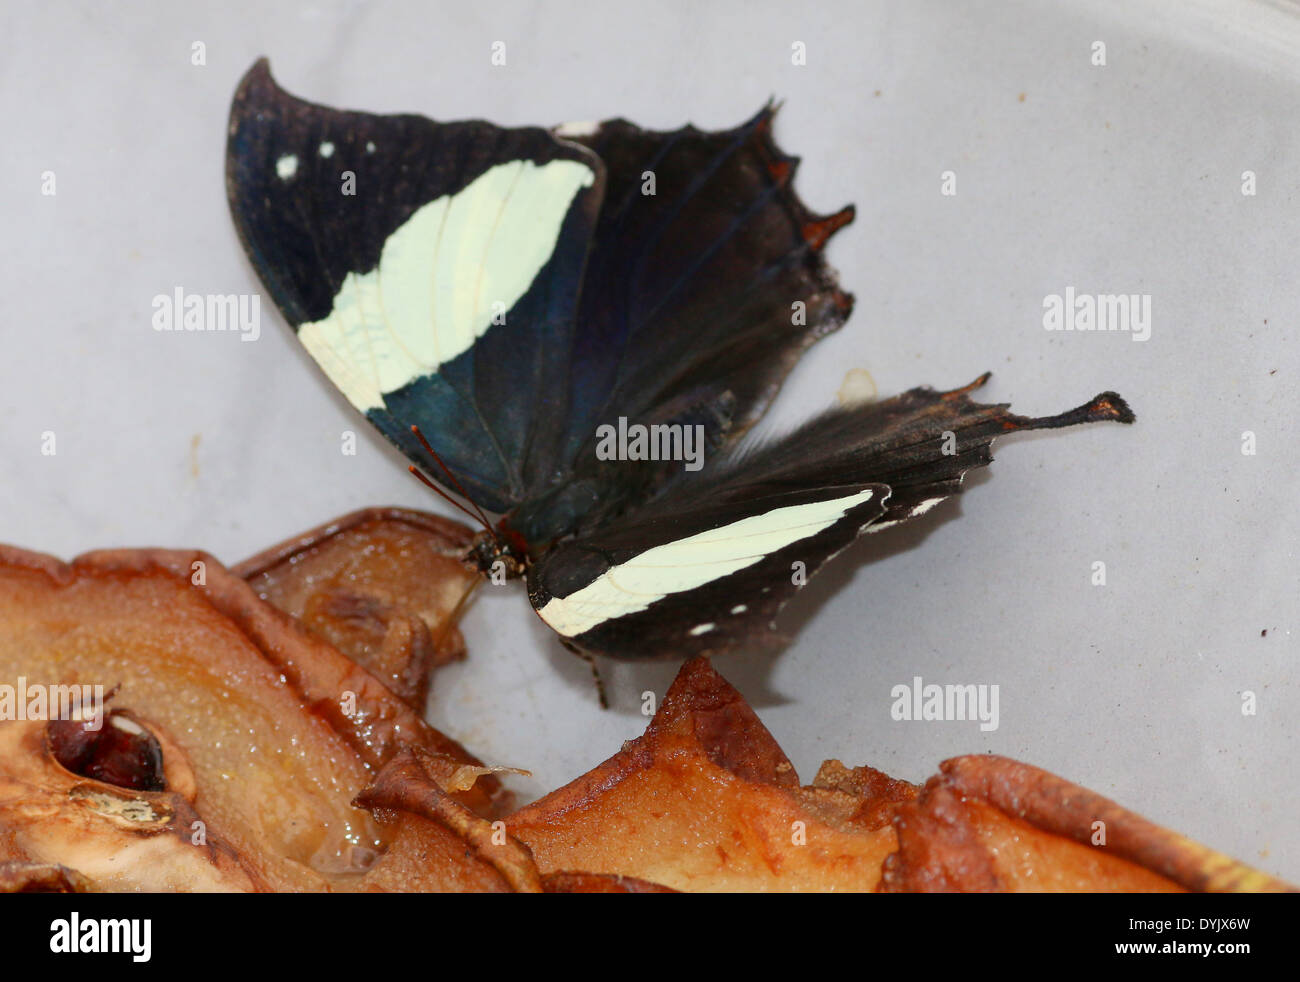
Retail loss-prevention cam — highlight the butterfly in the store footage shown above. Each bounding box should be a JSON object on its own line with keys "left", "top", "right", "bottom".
{"left": 225, "top": 60, "right": 1134, "bottom": 663}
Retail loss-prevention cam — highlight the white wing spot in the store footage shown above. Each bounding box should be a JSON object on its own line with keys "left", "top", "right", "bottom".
{"left": 365, "top": 141, "right": 376, "bottom": 153}
{"left": 276, "top": 154, "right": 299, "bottom": 180}
{"left": 730, "top": 604, "right": 748, "bottom": 614}
{"left": 319, "top": 141, "right": 335, "bottom": 158}
{"left": 910, "top": 497, "right": 945, "bottom": 517}
{"left": 689, "top": 623, "right": 716, "bottom": 636}
{"left": 555, "top": 120, "right": 600, "bottom": 138}
{"left": 866, "top": 497, "right": 946, "bottom": 534}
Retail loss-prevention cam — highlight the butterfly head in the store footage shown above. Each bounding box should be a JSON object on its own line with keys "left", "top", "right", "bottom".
{"left": 465, "top": 525, "right": 529, "bottom": 581}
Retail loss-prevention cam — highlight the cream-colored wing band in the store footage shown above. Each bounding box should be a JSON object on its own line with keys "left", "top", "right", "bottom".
{"left": 536, "top": 488, "right": 879, "bottom": 637}
{"left": 299, "top": 158, "right": 594, "bottom": 412}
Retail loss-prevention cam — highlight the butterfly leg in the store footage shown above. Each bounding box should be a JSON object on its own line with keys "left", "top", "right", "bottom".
{"left": 562, "top": 640, "right": 610, "bottom": 710}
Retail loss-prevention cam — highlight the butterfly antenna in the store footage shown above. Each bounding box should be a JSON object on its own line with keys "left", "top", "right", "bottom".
{"left": 409, "top": 425, "right": 498, "bottom": 538}
{"left": 407, "top": 465, "right": 490, "bottom": 529}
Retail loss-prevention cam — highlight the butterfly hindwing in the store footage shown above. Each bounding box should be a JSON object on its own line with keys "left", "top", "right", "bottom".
{"left": 528, "top": 377, "right": 1133, "bottom": 660}
{"left": 555, "top": 109, "right": 856, "bottom": 472}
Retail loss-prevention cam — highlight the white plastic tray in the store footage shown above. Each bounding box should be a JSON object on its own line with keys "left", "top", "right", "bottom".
{"left": 2, "top": 0, "right": 1295, "bottom": 881}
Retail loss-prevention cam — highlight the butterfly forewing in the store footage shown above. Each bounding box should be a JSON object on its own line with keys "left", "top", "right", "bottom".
{"left": 226, "top": 60, "right": 606, "bottom": 513}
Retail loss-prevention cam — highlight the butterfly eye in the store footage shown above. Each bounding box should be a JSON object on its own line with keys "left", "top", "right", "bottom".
{"left": 46, "top": 710, "right": 167, "bottom": 792}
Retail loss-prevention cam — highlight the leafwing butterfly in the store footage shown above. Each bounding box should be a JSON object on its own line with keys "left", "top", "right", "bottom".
{"left": 226, "top": 60, "right": 1134, "bottom": 662}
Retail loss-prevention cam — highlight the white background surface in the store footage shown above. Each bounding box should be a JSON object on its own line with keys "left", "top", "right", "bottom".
{"left": 2, "top": 0, "right": 1296, "bottom": 881}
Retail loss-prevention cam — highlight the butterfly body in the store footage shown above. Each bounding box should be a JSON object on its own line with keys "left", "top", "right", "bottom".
{"left": 226, "top": 60, "right": 1134, "bottom": 663}
{"left": 465, "top": 526, "right": 528, "bottom": 580}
